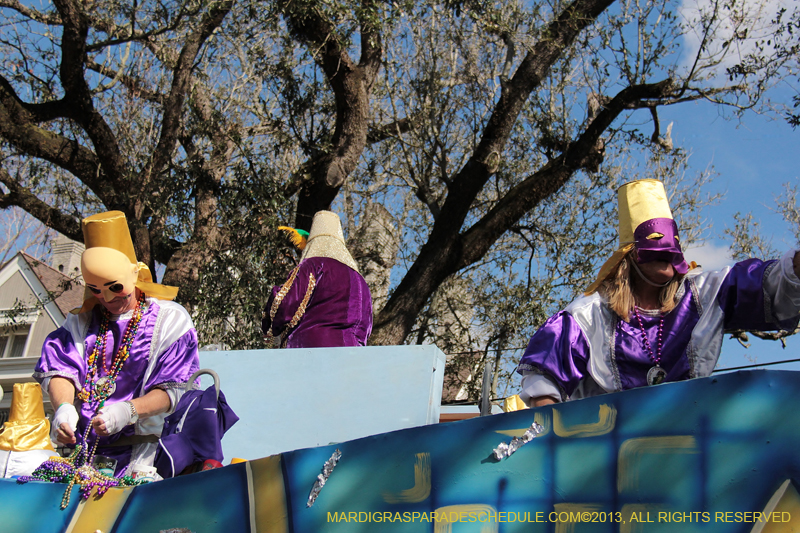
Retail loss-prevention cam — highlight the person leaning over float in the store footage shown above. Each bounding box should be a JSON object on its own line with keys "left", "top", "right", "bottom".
{"left": 262, "top": 210, "right": 373, "bottom": 348}
{"left": 516, "top": 179, "right": 800, "bottom": 407}
{"left": 34, "top": 211, "right": 199, "bottom": 475}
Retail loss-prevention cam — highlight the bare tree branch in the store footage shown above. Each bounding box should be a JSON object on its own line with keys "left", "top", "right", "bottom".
{"left": 372, "top": 0, "right": 618, "bottom": 344}
{"left": 85, "top": 59, "right": 166, "bottom": 105}
{"left": 367, "top": 115, "right": 418, "bottom": 144}
{"left": 457, "top": 80, "right": 676, "bottom": 270}
{"left": 52, "top": 0, "right": 128, "bottom": 193}
{"left": 0, "top": 166, "right": 82, "bottom": 241}
{"left": 281, "top": 0, "right": 384, "bottom": 229}
{"left": 0, "top": 77, "right": 119, "bottom": 205}
{"left": 0, "top": 0, "right": 62, "bottom": 24}
{"left": 141, "top": 0, "right": 234, "bottom": 195}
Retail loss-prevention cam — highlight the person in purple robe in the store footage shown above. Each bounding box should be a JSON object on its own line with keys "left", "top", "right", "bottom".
{"left": 262, "top": 210, "right": 373, "bottom": 348}
{"left": 34, "top": 211, "right": 199, "bottom": 475}
{"left": 516, "top": 179, "right": 800, "bottom": 407}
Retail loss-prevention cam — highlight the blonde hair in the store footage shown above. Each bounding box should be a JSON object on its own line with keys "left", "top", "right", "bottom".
{"left": 599, "top": 253, "right": 682, "bottom": 322}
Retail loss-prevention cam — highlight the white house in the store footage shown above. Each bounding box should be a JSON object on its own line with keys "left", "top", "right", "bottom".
{"left": 0, "top": 237, "right": 84, "bottom": 424}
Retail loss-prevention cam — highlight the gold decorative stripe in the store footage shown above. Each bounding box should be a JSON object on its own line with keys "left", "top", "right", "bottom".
{"left": 64, "top": 486, "right": 134, "bottom": 533}
{"left": 269, "top": 266, "right": 301, "bottom": 322}
{"left": 284, "top": 273, "right": 316, "bottom": 333}
{"left": 264, "top": 269, "right": 316, "bottom": 348}
{"left": 248, "top": 456, "right": 289, "bottom": 533}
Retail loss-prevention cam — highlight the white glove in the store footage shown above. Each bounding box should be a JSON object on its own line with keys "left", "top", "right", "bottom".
{"left": 95, "top": 401, "right": 134, "bottom": 436}
{"left": 52, "top": 403, "right": 79, "bottom": 443}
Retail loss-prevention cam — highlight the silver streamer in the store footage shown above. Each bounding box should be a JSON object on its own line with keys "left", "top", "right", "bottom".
{"left": 493, "top": 421, "right": 544, "bottom": 460}
{"left": 306, "top": 448, "right": 342, "bottom": 508}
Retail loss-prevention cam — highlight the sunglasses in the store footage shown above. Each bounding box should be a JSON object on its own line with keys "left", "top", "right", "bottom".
{"left": 88, "top": 283, "right": 125, "bottom": 295}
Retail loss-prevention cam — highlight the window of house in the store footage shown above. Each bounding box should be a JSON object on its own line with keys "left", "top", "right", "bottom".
{"left": 0, "top": 326, "right": 30, "bottom": 358}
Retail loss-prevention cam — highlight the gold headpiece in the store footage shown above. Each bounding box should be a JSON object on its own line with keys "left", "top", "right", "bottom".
{"left": 75, "top": 211, "right": 179, "bottom": 313}
{"left": 585, "top": 179, "right": 688, "bottom": 295}
{"left": 299, "top": 211, "right": 360, "bottom": 273}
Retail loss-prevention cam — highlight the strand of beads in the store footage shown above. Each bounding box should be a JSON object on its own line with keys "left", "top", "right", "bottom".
{"left": 78, "top": 326, "right": 106, "bottom": 402}
{"left": 18, "top": 455, "right": 75, "bottom": 484}
{"left": 25, "top": 293, "right": 149, "bottom": 509}
{"left": 18, "top": 449, "right": 145, "bottom": 509}
{"left": 633, "top": 306, "right": 664, "bottom": 366}
{"left": 96, "top": 323, "right": 109, "bottom": 373}
{"left": 633, "top": 307, "right": 668, "bottom": 385}
{"left": 101, "top": 327, "right": 112, "bottom": 372}
{"left": 18, "top": 424, "right": 146, "bottom": 509}
{"left": 77, "top": 292, "right": 146, "bottom": 405}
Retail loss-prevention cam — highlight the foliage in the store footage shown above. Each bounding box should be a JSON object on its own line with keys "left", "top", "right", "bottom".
{"left": 724, "top": 4, "right": 800, "bottom": 127}
{"left": 725, "top": 212, "right": 780, "bottom": 262}
{"left": 0, "top": 0, "right": 796, "bottom": 395}
{"left": 727, "top": 183, "right": 800, "bottom": 262}
{"left": 726, "top": 183, "right": 800, "bottom": 351}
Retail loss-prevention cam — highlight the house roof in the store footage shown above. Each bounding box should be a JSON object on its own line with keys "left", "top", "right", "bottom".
{"left": 19, "top": 252, "right": 84, "bottom": 316}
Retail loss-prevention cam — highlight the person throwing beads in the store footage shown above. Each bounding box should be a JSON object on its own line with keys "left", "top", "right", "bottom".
{"left": 34, "top": 211, "right": 199, "bottom": 475}
{"left": 516, "top": 179, "right": 800, "bottom": 407}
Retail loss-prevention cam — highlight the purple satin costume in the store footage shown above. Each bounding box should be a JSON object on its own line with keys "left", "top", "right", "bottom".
{"left": 34, "top": 299, "right": 199, "bottom": 474}
{"left": 262, "top": 257, "right": 373, "bottom": 348}
{"left": 517, "top": 256, "right": 800, "bottom": 401}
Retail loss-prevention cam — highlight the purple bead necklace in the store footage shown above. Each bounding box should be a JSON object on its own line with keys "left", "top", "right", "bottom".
{"left": 16, "top": 421, "right": 143, "bottom": 509}
{"left": 633, "top": 306, "right": 668, "bottom": 386}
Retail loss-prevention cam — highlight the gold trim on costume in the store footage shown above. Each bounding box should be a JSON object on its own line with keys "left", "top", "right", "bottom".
{"left": 264, "top": 267, "right": 317, "bottom": 347}
{"left": 269, "top": 266, "right": 301, "bottom": 322}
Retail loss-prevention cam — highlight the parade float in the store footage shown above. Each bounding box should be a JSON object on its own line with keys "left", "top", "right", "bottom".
{"left": 1, "top": 344, "right": 799, "bottom": 532}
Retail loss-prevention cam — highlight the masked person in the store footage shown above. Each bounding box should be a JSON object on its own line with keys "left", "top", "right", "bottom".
{"left": 516, "top": 179, "right": 800, "bottom": 407}
{"left": 262, "top": 210, "right": 373, "bottom": 348}
{"left": 34, "top": 211, "right": 199, "bottom": 475}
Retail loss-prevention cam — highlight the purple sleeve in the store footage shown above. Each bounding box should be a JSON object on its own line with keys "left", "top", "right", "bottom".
{"left": 717, "top": 258, "right": 798, "bottom": 331}
{"left": 516, "top": 311, "right": 591, "bottom": 398}
{"left": 34, "top": 328, "right": 85, "bottom": 389}
{"left": 262, "top": 261, "right": 315, "bottom": 336}
{"left": 144, "top": 329, "right": 200, "bottom": 391}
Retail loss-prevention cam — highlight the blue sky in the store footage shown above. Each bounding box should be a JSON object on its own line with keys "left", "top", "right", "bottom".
{"left": 663, "top": 96, "right": 800, "bottom": 372}
{"left": 652, "top": 0, "right": 800, "bottom": 373}
{"left": 2, "top": 0, "right": 797, "bottom": 376}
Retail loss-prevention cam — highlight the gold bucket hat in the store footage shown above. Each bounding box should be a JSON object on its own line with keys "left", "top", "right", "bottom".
{"left": 585, "top": 179, "right": 689, "bottom": 295}
{"left": 0, "top": 383, "right": 54, "bottom": 452}
{"left": 75, "top": 211, "right": 179, "bottom": 313}
{"left": 299, "top": 211, "right": 360, "bottom": 272}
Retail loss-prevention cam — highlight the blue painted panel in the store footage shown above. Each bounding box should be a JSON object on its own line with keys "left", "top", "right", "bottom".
{"left": 199, "top": 345, "right": 446, "bottom": 460}
{"left": 3, "top": 370, "right": 800, "bottom": 532}
{"left": 281, "top": 370, "right": 800, "bottom": 532}
{"left": 110, "top": 462, "right": 251, "bottom": 533}
{"left": 0, "top": 479, "right": 80, "bottom": 533}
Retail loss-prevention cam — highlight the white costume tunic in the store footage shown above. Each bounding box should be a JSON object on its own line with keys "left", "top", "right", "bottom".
{"left": 517, "top": 252, "right": 800, "bottom": 403}
{"left": 34, "top": 297, "right": 199, "bottom": 473}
